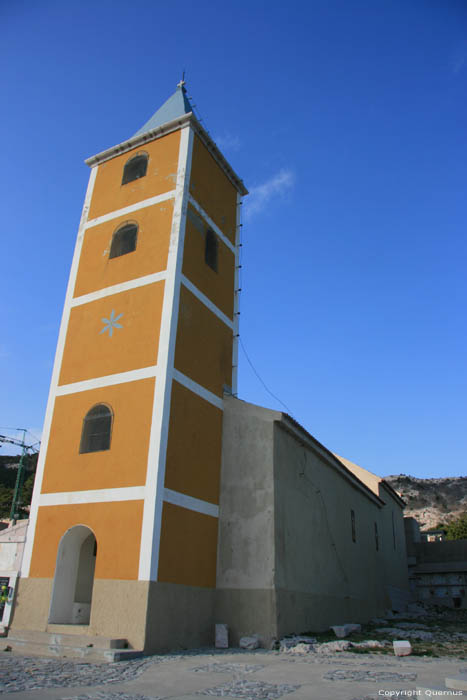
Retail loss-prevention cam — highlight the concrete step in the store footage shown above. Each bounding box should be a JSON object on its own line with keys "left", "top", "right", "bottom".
{"left": 446, "top": 674, "right": 467, "bottom": 691}
{"left": 5, "top": 629, "right": 143, "bottom": 662}
{"left": 9, "top": 628, "right": 128, "bottom": 649}
{"left": 48, "top": 623, "right": 90, "bottom": 635}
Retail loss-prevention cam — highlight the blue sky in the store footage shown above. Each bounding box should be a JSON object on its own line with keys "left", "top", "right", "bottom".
{"left": 2, "top": 0, "right": 466, "bottom": 478}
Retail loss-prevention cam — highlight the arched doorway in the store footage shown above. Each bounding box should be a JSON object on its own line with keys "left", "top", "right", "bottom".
{"left": 49, "top": 525, "right": 97, "bottom": 625}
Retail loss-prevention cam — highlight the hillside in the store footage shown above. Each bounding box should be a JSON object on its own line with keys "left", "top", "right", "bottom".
{"left": 385, "top": 474, "right": 467, "bottom": 531}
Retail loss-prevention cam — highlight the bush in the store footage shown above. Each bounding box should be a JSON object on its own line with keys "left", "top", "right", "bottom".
{"left": 445, "top": 513, "right": 467, "bottom": 541}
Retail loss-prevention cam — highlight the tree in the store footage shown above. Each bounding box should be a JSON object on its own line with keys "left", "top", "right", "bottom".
{"left": 445, "top": 513, "right": 467, "bottom": 541}
{"left": 0, "top": 484, "right": 13, "bottom": 519}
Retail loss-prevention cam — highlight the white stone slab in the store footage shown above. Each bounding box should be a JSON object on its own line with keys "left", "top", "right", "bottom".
{"left": 215, "top": 624, "right": 229, "bottom": 649}
{"left": 393, "top": 640, "right": 412, "bottom": 656}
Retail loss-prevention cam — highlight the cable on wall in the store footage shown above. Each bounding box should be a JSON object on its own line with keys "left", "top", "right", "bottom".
{"left": 239, "top": 336, "right": 295, "bottom": 418}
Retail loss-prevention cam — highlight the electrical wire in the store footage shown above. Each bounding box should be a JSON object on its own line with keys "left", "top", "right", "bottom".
{"left": 239, "top": 336, "right": 295, "bottom": 418}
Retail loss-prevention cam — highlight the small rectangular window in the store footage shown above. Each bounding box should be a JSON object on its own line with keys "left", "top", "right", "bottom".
{"left": 351, "top": 509, "right": 356, "bottom": 543}
{"left": 392, "top": 511, "right": 396, "bottom": 550}
{"left": 375, "top": 522, "right": 379, "bottom": 551}
{"left": 205, "top": 229, "right": 218, "bottom": 271}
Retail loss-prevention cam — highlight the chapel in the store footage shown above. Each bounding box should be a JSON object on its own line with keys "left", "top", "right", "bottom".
{"left": 8, "top": 84, "right": 409, "bottom": 654}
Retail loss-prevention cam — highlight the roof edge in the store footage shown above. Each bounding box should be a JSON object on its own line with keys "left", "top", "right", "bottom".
{"left": 380, "top": 480, "right": 406, "bottom": 508}
{"left": 275, "top": 413, "right": 386, "bottom": 508}
{"left": 85, "top": 113, "right": 248, "bottom": 196}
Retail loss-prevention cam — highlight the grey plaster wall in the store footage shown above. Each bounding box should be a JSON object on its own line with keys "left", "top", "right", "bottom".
{"left": 145, "top": 581, "right": 216, "bottom": 652}
{"left": 217, "top": 397, "right": 409, "bottom": 642}
{"left": 216, "top": 397, "right": 278, "bottom": 643}
{"left": 215, "top": 588, "right": 277, "bottom": 646}
{"left": 404, "top": 516, "right": 421, "bottom": 557}
{"left": 217, "top": 397, "right": 277, "bottom": 590}
{"left": 273, "top": 421, "right": 388, "bottom": 635}
{"left": 376, "top": 484, "right": 410, "bottom": 603}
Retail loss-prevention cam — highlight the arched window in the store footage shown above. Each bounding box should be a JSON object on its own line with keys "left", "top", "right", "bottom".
{"left": 109, "top": 223, "right": 138, "bottom": 259}
{"left": 79, "top": 404, "right": 113, "bottom": 454}
{"left": 121, "top": 153, "right": 148, "bottom": 185}
{"left": 205, "top": 229, "right": 218, "bottom": 271}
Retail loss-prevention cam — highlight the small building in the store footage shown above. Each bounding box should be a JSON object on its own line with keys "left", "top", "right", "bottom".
{"left": 421, "top": 530, "right": 445, "bottom": 543}
{"left": 405, "top": 518, "right": 467, "bottom": 608}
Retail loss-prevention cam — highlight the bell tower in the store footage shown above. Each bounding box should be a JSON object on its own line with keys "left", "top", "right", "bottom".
{"left": 15, "top": 82, "right": 247, "bottom": 651}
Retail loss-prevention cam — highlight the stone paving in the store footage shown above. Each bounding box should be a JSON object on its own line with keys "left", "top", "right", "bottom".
{"left": 63, "top": 694, "right": 161, "bottom": 700}
{"left": 196, "top": 679, "right": 300, "bottom": 698}
{"left": 0, "top": 655, "right": 159, "bottom": 694}
{"left": 322, "top": 668, "right": 417, "bottom": 682}
{"left": 190, "top": 663, "right": 265, "bottom": 675}
{"left": 0, "top": 646, "right": 464, "bottom": 700}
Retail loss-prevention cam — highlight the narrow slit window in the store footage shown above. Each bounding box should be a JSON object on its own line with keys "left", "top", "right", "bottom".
{"left": 109, "top": 223, "right": 138, "bottom": 259}
{"left": 205, "top": 229, "right": 218, "bottom": 271}
{"left": 374, "top": 522, "right": 379, "bottom": 551}
{"left": 121, "top": 154, "right": 148, "bottom": 185}
{"left": 351, "top": 509, "right": 356, "bottom": 543}
{"left": 80, "top": 404, "right": 113, "bottom": 454}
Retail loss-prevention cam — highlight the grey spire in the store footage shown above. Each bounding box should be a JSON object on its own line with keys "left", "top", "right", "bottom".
{"left": 133, "top": 82, "right": 193, "bottom": 138}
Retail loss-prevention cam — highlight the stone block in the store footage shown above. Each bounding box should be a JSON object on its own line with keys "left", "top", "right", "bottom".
{"left": 393, "top": 640, "right": 412, "bottom": 656}
{"left": 239, "top": 635, "right": 260, "bottom": 650}
{"left": 279, "top": 635, "right": 317, "bottom": 651}
{"left": 215, "top": 624, "right": 229, "bottom": 649}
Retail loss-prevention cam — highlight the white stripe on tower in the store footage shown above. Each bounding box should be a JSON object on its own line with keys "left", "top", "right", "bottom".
{"left": 172, "top": 371, "right": 224, "bottom": 410}
{"left": 55, "top": 364, "right": 158, "bottom": 396}
{"left": 163, "top": 488, "right": 219, "bottom": 518}
{"left": 188, "top": 195, "right": 236, "bottom": 254}
{"left": 180, "top": 275, "right": 233, "bottom": 328}
{"left": 39, "top": 486, "right": 146, "bottom": 507}
{"left": 21, "top": 165, "right": 99, "bottom": 577}
{"left": 85, "top": 190, "right": 176, "bottom": 229}
{"left": 138, "top": 125, "right": 194, "bottom": 581}
{"left": 71, "top": 271, "right": 167, "bottom": 307}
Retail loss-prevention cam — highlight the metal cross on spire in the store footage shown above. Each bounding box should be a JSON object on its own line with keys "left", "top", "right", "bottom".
{"left": 177, "top": 71, "right": 186, "bottom": 89}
